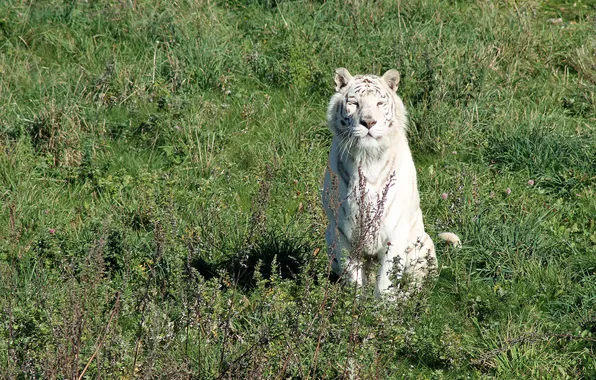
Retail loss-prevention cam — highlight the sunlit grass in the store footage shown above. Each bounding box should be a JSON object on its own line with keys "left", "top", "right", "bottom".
{"left": 0, "top": 0, "right": 595, "bottom": 378}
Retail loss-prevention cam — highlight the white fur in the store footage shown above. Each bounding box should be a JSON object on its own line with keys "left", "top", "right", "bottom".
{"left": 438, "top": 232, "right": 462, "bottom": 248}
{"left": 322, "top": 68, "right": 458, "bottom": 297}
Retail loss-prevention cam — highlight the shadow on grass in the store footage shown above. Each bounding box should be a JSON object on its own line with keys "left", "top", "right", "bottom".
{"left": 191, "top": 231, "right": 321, "bottom": 290}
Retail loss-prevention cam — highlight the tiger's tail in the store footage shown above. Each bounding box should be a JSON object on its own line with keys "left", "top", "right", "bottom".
{"left": 437, "top": 232, "right": 462, "bottom": 248}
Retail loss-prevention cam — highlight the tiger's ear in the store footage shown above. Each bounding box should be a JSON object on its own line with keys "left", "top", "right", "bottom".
{"left": 334, "top": 68, "right": 352, "bottom": 92}
{"left": 382, "top": 69, "right": 400, "bottom": 92}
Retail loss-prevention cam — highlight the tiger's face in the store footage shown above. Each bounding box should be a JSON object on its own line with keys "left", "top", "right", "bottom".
{"left": 328, "top": 68, "right": 407, "bottom": 153}
{"left": 344, "top": 84, "right": 393, "bottom": 140}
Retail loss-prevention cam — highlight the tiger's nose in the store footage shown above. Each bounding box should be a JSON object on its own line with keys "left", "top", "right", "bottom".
{"left": 360, "top": 118, "right": 377, "bottom": 129}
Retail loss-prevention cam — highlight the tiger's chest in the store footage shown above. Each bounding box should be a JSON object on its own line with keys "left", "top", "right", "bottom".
{"left": 333, "top": 154, "right": 405, "bottom": 253}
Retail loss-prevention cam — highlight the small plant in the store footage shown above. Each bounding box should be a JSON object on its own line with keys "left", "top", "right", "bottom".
{"left": 0, "top": 0, "right": 594, "bottom": 377}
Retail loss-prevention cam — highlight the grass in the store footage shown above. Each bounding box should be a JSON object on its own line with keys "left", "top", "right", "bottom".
{"left": 0, "top": 0, "right": 595, "bottom": 378}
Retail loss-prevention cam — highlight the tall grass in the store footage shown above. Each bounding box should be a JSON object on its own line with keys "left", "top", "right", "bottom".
{"left": 0, "top": 0, "right": 595, "bottom": 377}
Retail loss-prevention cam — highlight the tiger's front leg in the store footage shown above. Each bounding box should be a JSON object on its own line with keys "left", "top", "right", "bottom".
{"left": 325, "top": 222, "right": 367, "bottom": 286}
{"left": 374, "top": 234, "right": 408, "bottom": 297}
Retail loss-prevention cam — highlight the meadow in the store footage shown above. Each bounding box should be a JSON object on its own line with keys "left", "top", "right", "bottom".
{"left": 0, "top": 0, "right": 595, "bottom": 378}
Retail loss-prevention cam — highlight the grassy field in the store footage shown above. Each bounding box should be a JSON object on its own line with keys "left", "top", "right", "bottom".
{"left": 1, "top": 0, "right": 595, "bottom": 378}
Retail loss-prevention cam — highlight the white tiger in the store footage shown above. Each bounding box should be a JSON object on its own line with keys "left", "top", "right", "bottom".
{"left": 322, "top": 68, "right": 460, "bottom": 297}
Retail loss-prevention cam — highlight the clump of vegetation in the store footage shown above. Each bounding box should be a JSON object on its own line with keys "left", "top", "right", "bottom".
{"left": 0, "top": 0, "right": 595, "bottom": 378}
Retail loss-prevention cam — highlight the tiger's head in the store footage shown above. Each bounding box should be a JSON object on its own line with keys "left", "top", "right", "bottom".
{"left": 327, "top": 68, "right": 407, "bottom": 155}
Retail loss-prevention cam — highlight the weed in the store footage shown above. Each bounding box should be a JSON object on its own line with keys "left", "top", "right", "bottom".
{"left": 0, "top": 0, "right": 595, "bottom": 377}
